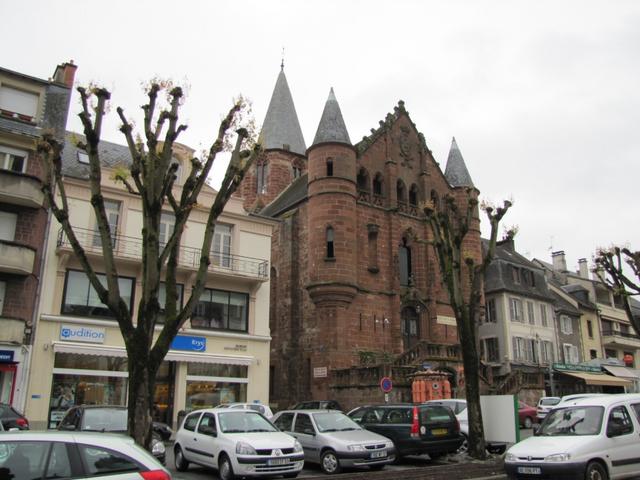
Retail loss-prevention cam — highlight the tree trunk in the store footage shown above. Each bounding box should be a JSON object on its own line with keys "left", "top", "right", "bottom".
{"left": 127, "top": 348, "right": 156, "bottom": 449}
{"left": 459, "top": 309, "right": 486, "bottom": 459}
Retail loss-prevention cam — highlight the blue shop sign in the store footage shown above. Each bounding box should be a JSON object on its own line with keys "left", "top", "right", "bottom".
{"left": 171, "top": 335, "right": 206, "bottom": 352}
{"left": 0, "top": 350, "right": 14, "bottom": 362}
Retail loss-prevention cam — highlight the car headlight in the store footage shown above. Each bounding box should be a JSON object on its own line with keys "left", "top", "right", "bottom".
{"left": 546, "top": 453, "right": 571, "bottom": 462}
{"left": 505, "top": 453, "right": 517, "bottom": 462}
{"left": 293, "top": 440, "right": 303, "bottom": 453}
{"left": 347, "top": 444, "right": 365, "bottom": 452}
{"left": 385, "top": 441, "right": 394, "bottom": 449}
{"left": 236, "top": 441, "right": 257, "bottom": 455}
{"left": 151, "top": 438, "right": 166, "bottom": 455}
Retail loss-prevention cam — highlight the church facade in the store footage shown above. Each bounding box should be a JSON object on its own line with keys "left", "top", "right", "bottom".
{"left": 239, "top": 69, "right": 482, "bottom": 410}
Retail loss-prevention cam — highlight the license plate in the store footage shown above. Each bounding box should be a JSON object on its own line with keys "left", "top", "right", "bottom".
{"left": 268, "top": 458, "right": 290, "bottom": 466}
{"left": 431, "top": 428, "right": 448, "bottom": 436}
{"left": 371, "top": 450, "right": 387, "bottom": 459}
{"left": 517, "top": 466, "right": 541, "bottom": 475}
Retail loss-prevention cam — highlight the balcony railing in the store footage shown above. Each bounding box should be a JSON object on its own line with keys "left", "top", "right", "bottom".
{"left": 57, "top": 227, "right": 269, "bottom": 280}
{"left": 601, "top": 329, "right": 640, "bottom": 341}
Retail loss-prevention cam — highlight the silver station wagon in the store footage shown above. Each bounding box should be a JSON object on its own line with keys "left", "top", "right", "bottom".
{"left": 271, "top": 409, "right": 395, "bottom": 474}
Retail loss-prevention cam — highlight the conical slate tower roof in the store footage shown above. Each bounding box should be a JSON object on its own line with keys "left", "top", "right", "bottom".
{"left": 258, "top": 68, "right": 306, "bottom": 155}
{"left": 312, "top": 88, "right": 351, "bottom": 146}
{"left": 444, "top": 137, "right": 474, "bottom": 187}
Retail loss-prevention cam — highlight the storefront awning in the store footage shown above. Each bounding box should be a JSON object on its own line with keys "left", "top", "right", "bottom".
{"left": 602, "top": 365, "right": 640, "bottom": 380}
{"left": 52, "top": 342, "right": 254, "bottom": 366}
{"left": 560, "top": 371, "right": 631, "bottom": 386}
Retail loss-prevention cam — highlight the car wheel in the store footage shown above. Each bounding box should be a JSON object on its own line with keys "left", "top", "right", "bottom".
{"left": 523, "top": 416, "right": 533, "bottom": 429}
{"left": 219, "top": 454, "right": 236, "bottom": 480}
{"left": 457, "top": 434, "right": 469, "bottom": 454}
{"left": 585, "top": 461, "right": 608, "bottom": 480}
{"left": 320, "top": 450, "right": 341, "bottom": 475}
{"left": 174, "top": 445, "right": 189, "bottom": 472}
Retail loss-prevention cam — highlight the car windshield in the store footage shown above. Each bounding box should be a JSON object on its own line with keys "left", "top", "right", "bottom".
{"left": 312, "top": 412, "right": 361, "bottom": 432}
{"left": 540, "top": 398, "right": 560, "bottom": 406}
{"left": 82, "top": 408, "right": 128, "bottom": 431}
{"left": 539, "top": 406, "right": 603, "bottom": 436}
{"left": 218, "top": 412, "right": 277, "bottom": 433}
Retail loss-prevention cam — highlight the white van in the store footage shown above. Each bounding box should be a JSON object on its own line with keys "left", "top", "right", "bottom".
{"left": 505, "top": 394, "right": 640, "bottom": 480}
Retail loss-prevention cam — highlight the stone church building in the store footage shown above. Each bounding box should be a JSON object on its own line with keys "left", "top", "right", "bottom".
{"left": 238, "top": 68, "right": 482, "bottom": 410}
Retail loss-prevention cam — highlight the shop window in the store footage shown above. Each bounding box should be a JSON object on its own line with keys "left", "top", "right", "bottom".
{"left": 326, "top": 227, "right": 335, "bottom": 259}
{"left": 185, "top": 380, "right": 247, "bottom": 411}
{"left": 62, "top": 270, "right": 134, "bottom": 318}
{"left": 186, "top": 363, "right": 247, "bottom": 378}
{"left": 0, "top": 145, "right": 28, "bottom": 173}
{"left": 211, "top": 224, "right": 232, "bottom": 268}
{"left": 191, "top": 288, "right": 248, "bottom": 332}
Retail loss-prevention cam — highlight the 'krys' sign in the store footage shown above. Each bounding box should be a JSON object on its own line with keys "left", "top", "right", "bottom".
{"left": 60, "top": 325, "right": 106, "bottom": 344}
{"left": 171, "top": 335, "right": 206, "bottom": 352}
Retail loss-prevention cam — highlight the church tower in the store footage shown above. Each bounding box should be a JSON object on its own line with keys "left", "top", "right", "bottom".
{"left": 240, "top": 67, "right": 307, "bottom": 212}
{"left": 306, "top": 88, "right": 358, "bottom": 306}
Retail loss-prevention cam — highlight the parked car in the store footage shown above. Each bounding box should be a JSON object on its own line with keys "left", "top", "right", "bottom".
{"left": 535, "top": 396, "right": 560, "bottom": 421}
{"left": 174, "top": 408, "right": 304, "bottom": 479}
{"left": 347, "top": 403, "right": 463, "bottom": 461}
{"left": 518, "top": 402, "right": 537, "bottom": 429}
{"left": 0, "top": 430, "right": 170, "bottom": 480}
{"left": 555, "top": 393, "right": 608, "bottom": 407}
{"left": 57, "top": 405, "right": 166, "bottom": 464}
{"left": 215, "top": 402, "right": 274, "bottom": 419}
{"left": 291, "top": 400, "right": 343, "bottom": 411}
{"left": 272, "top": 409, "right": 395, "bottom": 474}
{"left": 425, "top": 399, "right": 505, "bottom": 454}
{"left": 505, "top": 393, "right": 640, "bottom": 480}
{"left": 0, "top": 403, "right": 29, "bottom": 430}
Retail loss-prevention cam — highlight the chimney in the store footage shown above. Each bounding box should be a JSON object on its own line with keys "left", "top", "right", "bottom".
{"left": 53, "top": 60, "right": 77, "bottom": 88}
{"left": 551, "top": 250, "right": 567, "bottom": 272}
{"left": 578, "top": 258, "right": 589, "bottom": 279}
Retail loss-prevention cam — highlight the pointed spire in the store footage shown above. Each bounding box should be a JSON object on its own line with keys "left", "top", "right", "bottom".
{"left": 312, "top": 88, "right": 351, "bottom": 146}
{"left": 258, "top": 68, "right": 306, "bottom": 156}
{"left": 444, "top": 137, "right": 475, "bottom": 187}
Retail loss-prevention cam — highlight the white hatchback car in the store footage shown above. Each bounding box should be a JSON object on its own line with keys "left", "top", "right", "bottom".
{"left": 215, "top": 402, "right": 274, "bottom": 419}
{"left": 505, "top": 393, "right": 640, "bottom": 480}
{"left": 174, "top": 409, "right": 304, "bottom": 479}
{"left": 0, "top": 431, "right": 170, "bottom": 480}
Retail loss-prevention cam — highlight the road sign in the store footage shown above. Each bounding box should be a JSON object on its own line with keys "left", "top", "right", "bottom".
{"left": 380, "top": 376, "right": 393, "bottom": 393}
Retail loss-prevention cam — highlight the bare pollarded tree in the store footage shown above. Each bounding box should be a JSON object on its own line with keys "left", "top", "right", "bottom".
{"left": 595, "top": 246, "right": 640, "bottom": 334}
{"left": 37, "top": 82, "right": 261, "bottom": 449}
{"left": 423, "top": 192, "right": 511, "bottom": 459}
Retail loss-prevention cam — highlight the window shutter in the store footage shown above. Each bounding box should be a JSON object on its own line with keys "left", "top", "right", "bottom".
{"left": 0, "top": 85, "right": 38, "bottom": 117}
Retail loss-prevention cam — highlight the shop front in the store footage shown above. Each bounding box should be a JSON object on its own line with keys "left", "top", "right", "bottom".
{"left": 0, "top": 349, "right": 19, "bottom": 405}
{"left": 552, "top": 363, "right": 632, "bottom": 396}
{"left": 26, "top": 317, "right": 269, "bottom": 430}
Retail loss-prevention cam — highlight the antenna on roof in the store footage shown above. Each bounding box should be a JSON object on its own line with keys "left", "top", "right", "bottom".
{"left": 281, "top": 46, "right": 285, "bottom": 70}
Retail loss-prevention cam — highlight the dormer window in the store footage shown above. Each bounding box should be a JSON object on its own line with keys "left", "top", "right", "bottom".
{"left": 77, "top": 151, "right": 90, "bottom": 164}
{"left": 0, "top": 85, "right": 38, "bottom": 121}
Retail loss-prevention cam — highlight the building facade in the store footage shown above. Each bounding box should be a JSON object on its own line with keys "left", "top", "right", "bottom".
{"left": 25, "top": 135, "right": 274, "bottom": 429}
{"left": 0, "top": 62, "right": 75, "bottom": 410}
{"left": 239, "top": 69, "right": 482, "bottom": 410}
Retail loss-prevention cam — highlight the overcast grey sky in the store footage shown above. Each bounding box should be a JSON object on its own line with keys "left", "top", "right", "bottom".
{"left": 2, "top": 0, "right": 638, "bottom": 270}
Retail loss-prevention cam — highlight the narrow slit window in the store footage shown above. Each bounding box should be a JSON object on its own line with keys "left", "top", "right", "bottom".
{"left": 326, "top": 227, "right": 335, "bottom": 259}
{"left": 326, "top": 159, "right": 334, "bottom": 177}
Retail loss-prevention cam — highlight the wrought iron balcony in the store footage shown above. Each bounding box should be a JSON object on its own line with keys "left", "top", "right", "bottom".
{"left": 601, "top": 328, "right": 640, "bottom": 347}
{"left": 56, "top": 227, "right": 269, "bottom": 280}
